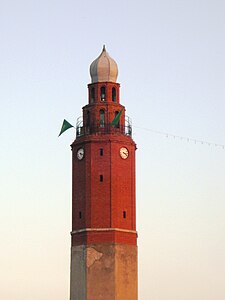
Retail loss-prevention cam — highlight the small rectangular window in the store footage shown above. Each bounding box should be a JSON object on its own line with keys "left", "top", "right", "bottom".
{"left": 100, "top": 148, "right": 104, "bottom": 156}
{"left": 123, "top": 211, "right": 126, "bottom": 219}
{"left": 79, "top": 211, "right": 82, "bottom": 219}
{"left": 100, "top": 175, "right": 103, "bottom": 182}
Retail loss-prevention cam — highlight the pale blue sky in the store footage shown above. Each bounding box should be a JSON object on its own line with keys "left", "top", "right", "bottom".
{"left": 0, "top": 0, "right": 225, "bottom": 299}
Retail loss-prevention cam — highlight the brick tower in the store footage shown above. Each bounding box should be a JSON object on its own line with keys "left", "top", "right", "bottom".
{"left": 70, "top": 46, "right": 138, "bottom": 300}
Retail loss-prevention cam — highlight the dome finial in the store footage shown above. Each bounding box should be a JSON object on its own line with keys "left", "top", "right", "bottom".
{"left": 90, "top": 47, "right": 118, "bottom": 83}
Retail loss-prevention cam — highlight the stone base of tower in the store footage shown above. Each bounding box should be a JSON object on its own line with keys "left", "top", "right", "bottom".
{"left": 70, "top": 244, "right": 137, "bottom": 300}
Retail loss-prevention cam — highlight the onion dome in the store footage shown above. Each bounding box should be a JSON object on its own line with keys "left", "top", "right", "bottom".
{"left": 90, "top": 45, "right": 118, "bottom": 83}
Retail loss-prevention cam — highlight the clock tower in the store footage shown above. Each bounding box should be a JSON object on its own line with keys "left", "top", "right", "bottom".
{"left": 70, "top": 46, "right": 138, "bottom": 300}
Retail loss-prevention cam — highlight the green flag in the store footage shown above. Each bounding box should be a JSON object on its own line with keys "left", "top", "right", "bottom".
{"left": 58, "top": 119, "right": 74, "bottom": 136}
{"left": 111, "top": 109, "right": 123, "bottom": 126}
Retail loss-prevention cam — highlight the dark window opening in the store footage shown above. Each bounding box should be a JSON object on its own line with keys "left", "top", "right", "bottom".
{"left": 123, "top": 211, "right": 126, "bottom": 219}
{"left": 100, "top": 86, "right": 106, "bottom": 101}
{"left": 100, "top": 148, "right": 104, "bottom": 156}
{"left": 112, "top": 87, "right": 116, "bottom": 102}
{"left": 100, "top": 109, "right": 105, "bottom": 127}
{"left": 87, "top": 111, "right": 90, "bottom": 127}
{"left": 100, "top": 175, "right": 103, "bottom": 182}
{"left": 115, "top": 111, "right": 120, "bottom": 128}
{"left": 91, "top": 88, "right": 95, "bottom": 103}
{"left": 79, "top": 211, "right": 82, "bottom": 219}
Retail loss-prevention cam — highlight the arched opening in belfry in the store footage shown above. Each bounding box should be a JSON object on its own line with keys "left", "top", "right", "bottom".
{"left": 100, "top": 109, "right": 105, "bottom": 127}
{"left": 87, "top": 111, "right": 90, "bottom": 127}
{"left": 115, "top": 111, "right": 120, "bottom": 128}
{"left": 112, "top": 87, "right": 116, "bottom": 102}
{"left": 100, "top": 86, "right": 106, "bottom": 101}
{"left": 91, "top": 87, "right": 95, "bottom": 103}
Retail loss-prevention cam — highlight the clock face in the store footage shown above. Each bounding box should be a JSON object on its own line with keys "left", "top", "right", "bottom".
{"left": 77, "top": 148, "right": 84, "bottom": 160}
{"left": 120, "top": 147, "right": 129, "bottom": 159}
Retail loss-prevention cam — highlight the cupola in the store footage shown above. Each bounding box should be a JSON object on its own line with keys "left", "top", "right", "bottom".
{"left": 90, "top": 45, "right": 118, "bottom": 83}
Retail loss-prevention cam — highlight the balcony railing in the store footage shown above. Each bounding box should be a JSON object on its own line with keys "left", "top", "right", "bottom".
{"left": 76, "top": 116, "right": 132, "bottom": 138}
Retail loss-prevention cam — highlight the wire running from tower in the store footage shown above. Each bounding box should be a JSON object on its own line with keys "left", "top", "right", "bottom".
{"left": 133, "top": 125, "right": 225, "bottom": 150}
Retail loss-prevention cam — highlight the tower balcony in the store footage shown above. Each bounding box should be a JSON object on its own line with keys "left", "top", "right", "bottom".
{"left": 76, "top": 115, "right": 132, "bottom": 138}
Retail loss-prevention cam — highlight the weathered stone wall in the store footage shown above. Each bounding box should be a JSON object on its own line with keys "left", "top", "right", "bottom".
{"left": 70, "top": 244, "right": 137, "bottom": 300}
{"left": 70, "top": 245, "right": 86, "bottom": 300}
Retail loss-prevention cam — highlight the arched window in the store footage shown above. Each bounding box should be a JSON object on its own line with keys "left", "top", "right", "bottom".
{"left": 112, "top": 87, "right": 116, "bottom": 102}
{"left": 100, "top": 109, "right": 105, "bottom": 127}
{"left": 100, "top": 86, "right": 106, "bottom": 101}
{"left": 115, "top": 111, "right": 120, "bottom": 128}
{"left": 91, "top": 88, "right": 95, "bottom": 103}
{"left": 87, "top": 111, "right": 90, "bottom": 127}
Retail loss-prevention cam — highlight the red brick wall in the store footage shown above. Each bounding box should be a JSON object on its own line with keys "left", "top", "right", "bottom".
{"left": 71, "top": 134, "right": 136, "bottom": 246}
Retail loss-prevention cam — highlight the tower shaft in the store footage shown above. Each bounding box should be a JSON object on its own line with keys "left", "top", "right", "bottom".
{"left": 70, "top": 47, "right": 138, "bottom": 300}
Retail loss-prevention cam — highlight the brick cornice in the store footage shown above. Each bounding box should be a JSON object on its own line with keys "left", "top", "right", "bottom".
{"left": 71, "top": 228, "right": 137, "bottom": 235}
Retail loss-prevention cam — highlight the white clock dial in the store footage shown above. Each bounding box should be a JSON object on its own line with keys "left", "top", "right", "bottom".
{"left": 120, "top": 147, "right": 129, "bottom": 159}
{"left": 77, "top": 148, "right": 84, "bottom": 160}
